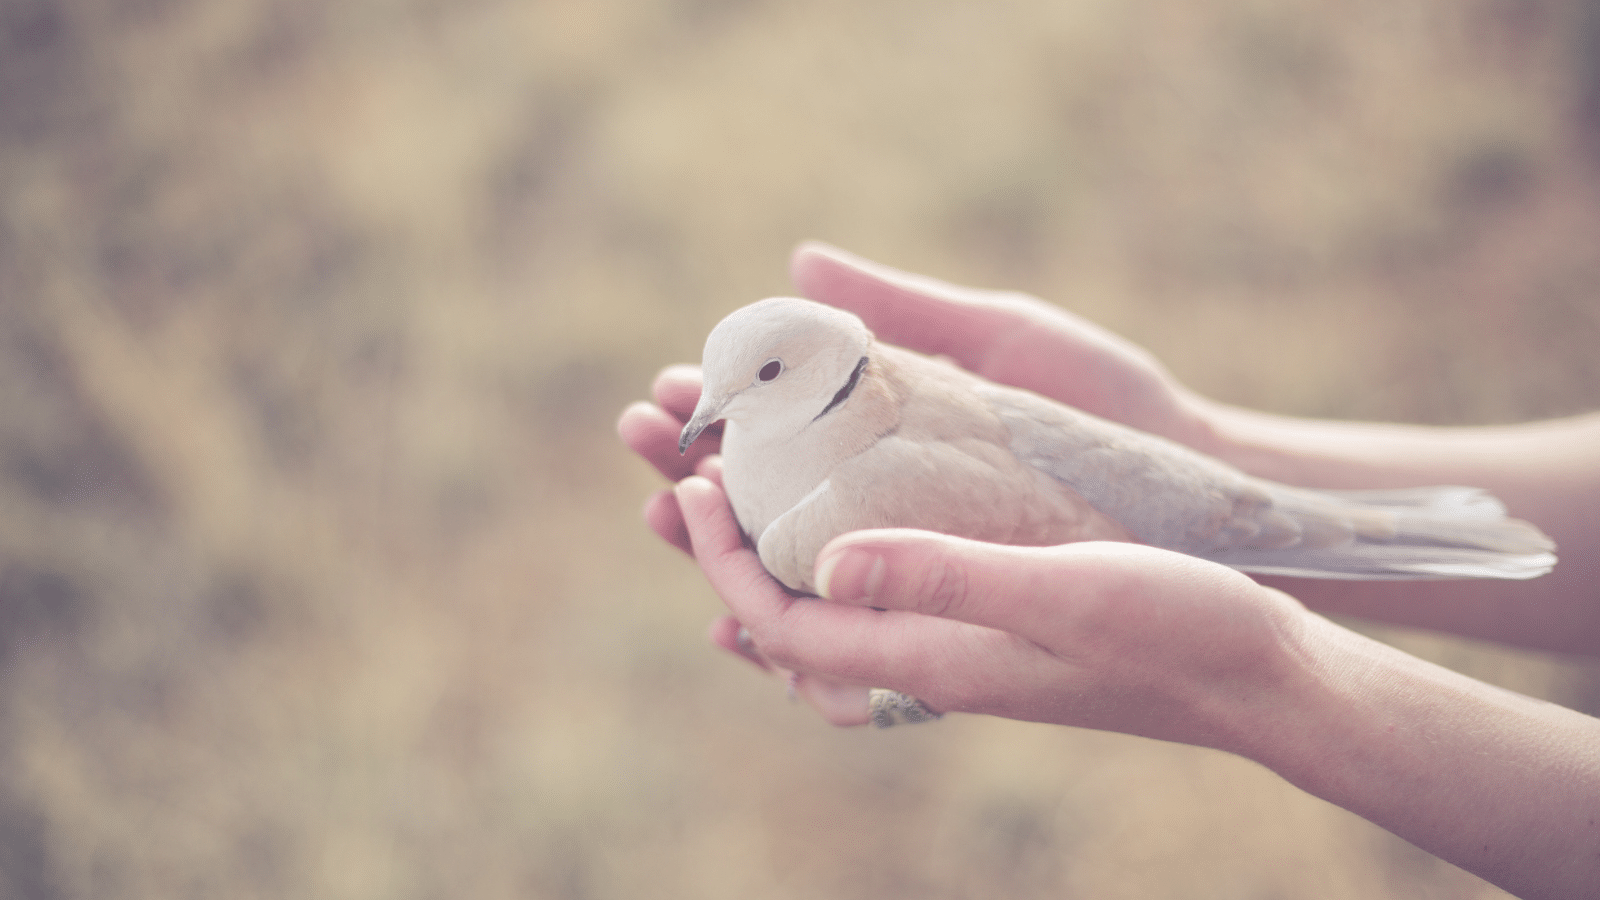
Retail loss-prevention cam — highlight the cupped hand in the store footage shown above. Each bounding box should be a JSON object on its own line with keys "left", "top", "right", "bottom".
{"left": 619, "top": 241, "right": 1216, "bottom": 550}
{"left": 616, "top": 242, "right": 1242, "bottom": 727}
{"left": 618, "top": 363, "right": 718, "bottom": 556}
{"left": 788, "top": 241, "right": 1212, "bottom": 447}
{"left": 676, "top": 473, "right": 1311, "bottom": 747}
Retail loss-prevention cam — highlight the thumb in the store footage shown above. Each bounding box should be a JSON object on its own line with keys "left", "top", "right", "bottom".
{"left": 814, "top": 528, "right": 1071, "bottom": 635}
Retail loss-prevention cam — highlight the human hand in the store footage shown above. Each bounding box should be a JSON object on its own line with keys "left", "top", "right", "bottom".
{"left": 615, "top": 242, "right": 1253, "bottom": 726}
{"left": 618, "top": 241, "right": 1218, "bottom": 554}
{"left": 617, "top": 362, "right": 718, "bottom": 557}
{"left": 787, "top": 241, "right": 1214, "bottom": 448}
{"left": 673, "top": 471, "right": 1309, "bottom": 745}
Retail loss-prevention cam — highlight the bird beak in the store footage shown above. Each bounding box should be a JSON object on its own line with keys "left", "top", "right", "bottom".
{"left": 679, "top": 393, "right": 731, "bottom": 454}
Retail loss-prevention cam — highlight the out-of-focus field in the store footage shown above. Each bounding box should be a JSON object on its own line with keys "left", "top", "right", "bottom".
{"left": 2, "top": 1, "right": 1599, "bottom": 897}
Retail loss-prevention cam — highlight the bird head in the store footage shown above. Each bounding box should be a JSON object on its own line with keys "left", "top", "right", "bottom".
{"left": 679, "top": 297, "right": 873, "bottom": 453}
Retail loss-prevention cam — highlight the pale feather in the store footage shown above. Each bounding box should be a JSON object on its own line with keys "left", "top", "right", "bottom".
{"left": 686, "top": 297, "right": 1557, "bottom": 593}
{"left": 754, "top": 347, "right": 1131, "bottom": 591}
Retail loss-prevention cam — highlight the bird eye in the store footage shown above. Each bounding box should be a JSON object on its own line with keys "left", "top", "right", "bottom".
{"left": 758, "top": 359, "right": 783, "bottom": 382}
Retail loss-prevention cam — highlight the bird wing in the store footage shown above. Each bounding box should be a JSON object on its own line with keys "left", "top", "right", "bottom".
{"left": 978, "top": 379, "right": 1556, "bottom": 579}
{"left": 974, "top": 379, "right": 1302, "bottom": 554}
{"left": 753, "top": 347, "right": 1132, "bottom": 593}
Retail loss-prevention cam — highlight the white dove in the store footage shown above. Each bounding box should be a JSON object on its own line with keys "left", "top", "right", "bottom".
{"left": 678, "top": 297, "right": 1557, "bottom": 594}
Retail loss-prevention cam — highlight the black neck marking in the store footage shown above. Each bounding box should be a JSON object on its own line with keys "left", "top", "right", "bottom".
{"left": 813, "top": 356, "right": 868, "bottom": 422}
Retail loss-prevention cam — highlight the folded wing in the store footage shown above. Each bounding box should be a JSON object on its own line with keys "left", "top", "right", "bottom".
{"left": 981, "top": 382, "right": 1557, "bottom": 581}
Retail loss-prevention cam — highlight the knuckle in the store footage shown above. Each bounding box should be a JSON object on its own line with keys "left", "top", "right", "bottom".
{"left": 923, "top": 681, "right": 971, "bottom": 716}
{"left": 917, "top": 553, "right": 971, "bottom": 620}
{"left": 749, "top": 628, "right": 800, "bottom": 670}
{"left": 917, "top": 657, "right": 988, "bottom": 715}
{"left": 748, "top": 624, "right": 812, "bottom": 672}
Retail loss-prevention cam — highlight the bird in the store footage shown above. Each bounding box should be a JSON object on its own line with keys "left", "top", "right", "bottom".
{"left": 677, "top": 297, "right": 1557, "bottom": 594}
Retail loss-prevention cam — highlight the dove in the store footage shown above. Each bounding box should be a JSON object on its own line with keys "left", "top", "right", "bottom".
{"left": 677, "top": 297, "right": 1557, "bottom": 594}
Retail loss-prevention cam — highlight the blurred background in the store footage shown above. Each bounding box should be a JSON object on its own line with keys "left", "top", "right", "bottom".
{"left": 2, "top": 0, "right": 1599, "bottom": 897}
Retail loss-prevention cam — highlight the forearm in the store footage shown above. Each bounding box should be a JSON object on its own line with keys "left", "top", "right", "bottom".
{"left": 1231, "top": 611, "right": 1600, "bottom": 900}
{"left": 1192, "top": 401, "right": 1600, "bottom": 654}
{"left": 1195, "top": 401, "right": 1600, "bottom": 497}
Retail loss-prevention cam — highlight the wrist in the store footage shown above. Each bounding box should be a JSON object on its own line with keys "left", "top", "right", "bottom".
{"left": 1178, "top": 395, "right": 1334, "bottom": 487}
{"left": 1179, "top": 588, "right": 1332, "bottom": 761}
{"left": 1223, "top": 610, "right": 1600, "bottom": 898}
{"left": 1210, "top": 607, "right": 1362, "bottom": 776}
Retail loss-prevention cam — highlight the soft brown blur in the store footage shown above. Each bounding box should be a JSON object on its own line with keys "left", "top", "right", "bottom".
{"left": 2, "top": 2, "right": 1599, "bottom": 898}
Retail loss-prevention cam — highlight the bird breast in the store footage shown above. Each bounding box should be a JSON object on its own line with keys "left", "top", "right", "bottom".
{"left": 719, "top": 420, "right": 839, "bottom": 543}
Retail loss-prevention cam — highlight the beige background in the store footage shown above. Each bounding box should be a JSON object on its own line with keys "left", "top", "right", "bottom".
{"left": 3, "top": 1, "right": 1600, "bottom": 897}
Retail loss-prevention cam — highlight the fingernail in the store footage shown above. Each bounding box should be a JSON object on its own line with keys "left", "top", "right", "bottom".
{"left": 815, "top": 548, "right": 886, "bottom": 603}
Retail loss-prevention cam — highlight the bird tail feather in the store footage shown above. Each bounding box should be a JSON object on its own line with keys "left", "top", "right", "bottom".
{"left": 1206, "top": 486, "right": 1557, "bottom": 581}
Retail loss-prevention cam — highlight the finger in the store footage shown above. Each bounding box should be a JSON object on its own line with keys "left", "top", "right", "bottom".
{"left": 693, "top": 454, "right": 724, "bottom": 487}
{"left": 791, "top": 674, "right": 873, "bottom": 727}
{"left": 709, "top": 615, "right": 772, "bottom": 671}
{"left": 673, "top": 478, "right": 993, "bottom": 691}
{"left": 652, "top": 364, "right": 708, "bottom": 423}
{"left": 674, "top": 475, "right": 798, "bottom": 615}
{"left": 814, "top": 529, "right": 1143, "bottom": 639}
{"left": 711, "top": 615, "right": 895, "bottom": 728}
{"left": 643, "top": 488, "right": 693, "bottom": 556}
{"left": 654, "top": 363, "right": 724, "bottom": 460}
{"left": 619, "top": 402, "right": 695, "bottom": 480}
{"left": 789, "top": 241, "right": 1029, "bottom": 370}
{"left": 617, "top": 401, "right": 720, "bottom": 481}
{"left": 790, "top": 242, "right": 1179, "bottom": 428}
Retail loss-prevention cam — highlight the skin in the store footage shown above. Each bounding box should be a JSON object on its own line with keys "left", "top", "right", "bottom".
{"left": 615, "top": 242, "right": 1600, "bottom": 899}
